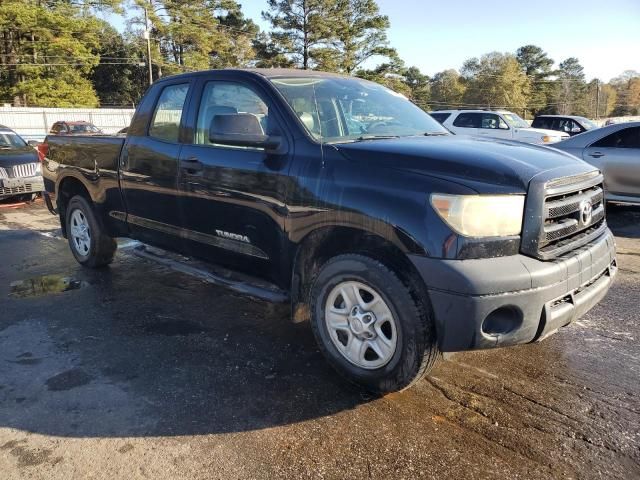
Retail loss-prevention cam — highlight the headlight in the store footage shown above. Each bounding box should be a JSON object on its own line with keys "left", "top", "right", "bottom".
{"left": 430, "top": 194, "right": 525, "bottom": 237}
{"left": 35, "top": 162, "right": 42, "bottom": 175}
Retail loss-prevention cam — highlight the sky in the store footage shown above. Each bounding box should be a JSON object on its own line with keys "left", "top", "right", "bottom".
{"left": 108, "top": 0, "right": 640, "bottom": 82}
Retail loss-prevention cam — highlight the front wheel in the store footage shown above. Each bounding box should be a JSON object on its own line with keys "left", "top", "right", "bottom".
{"left": 310, "top": 254, "right": 439, "bottom": 394}
{"left": 65, "top": 195, "right": 117, "bottom": 268}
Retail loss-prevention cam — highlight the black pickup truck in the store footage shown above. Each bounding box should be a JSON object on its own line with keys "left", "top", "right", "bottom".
{"left": 42, "top": 69, "right": 617, "bottom": 393}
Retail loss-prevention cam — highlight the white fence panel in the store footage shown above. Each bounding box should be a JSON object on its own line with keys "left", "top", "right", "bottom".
{"left": 0, "top": 107, "right": 136, "bottom": 140}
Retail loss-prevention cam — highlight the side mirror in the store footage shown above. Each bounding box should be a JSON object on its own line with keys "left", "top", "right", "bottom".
{"left": 27, "top": 140, "right": 40, "bottom": 148}
{"left": 209, "top": 114, "right": 285, "bottom": 153}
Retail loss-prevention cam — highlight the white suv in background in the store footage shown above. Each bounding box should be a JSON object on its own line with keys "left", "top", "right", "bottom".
{"left": 430, "top": 110, "right": 569, "bottom": 145}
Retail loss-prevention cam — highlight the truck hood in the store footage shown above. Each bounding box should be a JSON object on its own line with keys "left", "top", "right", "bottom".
{"left": 0, "top": 147, "right": 38, "bottom": 168}
{"left": 333, "top": 135, "right": 595, "bottom": 193}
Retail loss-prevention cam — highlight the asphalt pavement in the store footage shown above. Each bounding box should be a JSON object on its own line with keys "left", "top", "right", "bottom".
{"left": 0, "top": 200, "right": 638, "bottom": 479}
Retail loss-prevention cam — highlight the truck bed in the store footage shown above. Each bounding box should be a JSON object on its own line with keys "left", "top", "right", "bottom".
{"left": 45, "top": 135, "right": 125, "bottom": 172}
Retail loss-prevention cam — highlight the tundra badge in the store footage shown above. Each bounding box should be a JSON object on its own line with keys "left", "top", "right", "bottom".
{"left": 216, "top": 230, "right": 251, "bottom": 243}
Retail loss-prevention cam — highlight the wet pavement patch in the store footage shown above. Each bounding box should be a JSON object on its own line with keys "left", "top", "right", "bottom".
{"left": 45, "top": 368, "right": 93, "bottom": 391}
{"left": 144, "top": 320, "right": 209, "bottom": 336}
{"left": 9, "top": 275, "right": 86, "bottom": 298}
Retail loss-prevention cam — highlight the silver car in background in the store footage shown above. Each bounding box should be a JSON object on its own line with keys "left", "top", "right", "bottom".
{"left": 553, "top": 122, "right": 640, "bottom": 204}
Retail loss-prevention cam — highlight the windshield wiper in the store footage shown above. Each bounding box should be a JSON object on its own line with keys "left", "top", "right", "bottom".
{"left": 423, "top": 132, "right": 449, "bottom": 136}
{"left": 356, "top": 134, "right": 400, "bottom": 141}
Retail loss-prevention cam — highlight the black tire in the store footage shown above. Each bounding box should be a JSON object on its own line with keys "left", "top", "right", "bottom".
{"left": 310, "top": 254, "right": 439, "bottom": 394}
{"left": 65, "top": 195, "right": 117, "bottom": 268}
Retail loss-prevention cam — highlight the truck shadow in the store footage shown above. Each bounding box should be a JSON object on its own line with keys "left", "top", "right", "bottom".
{"left": 0, "top": 229, "right": 373, "bottom": 438}
{"left": 607, "top": 203, "right": 640, "bottom": 239}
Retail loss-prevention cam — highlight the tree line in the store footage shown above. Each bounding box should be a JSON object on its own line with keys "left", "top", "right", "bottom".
{"left": 1, "top": 0, "right": 638, "bottom": 118}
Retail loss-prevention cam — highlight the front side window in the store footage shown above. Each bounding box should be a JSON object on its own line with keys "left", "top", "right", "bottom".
{"left": 149, "top": 83, "right": 189, "bottom": 143}
{"left": 453, "top": 113, "right": 481, "bottom": 128}
{"left": 593, "top": 127, "right": 640, "bottom": 149}
{"left": 195, "top": 82, "right": 269, "bottom": 146}
{"left": 271, "top": 76, "right": 447, "bottom": 142}
{"left": 481, "top": 113, "right": 508, "bottom": 130}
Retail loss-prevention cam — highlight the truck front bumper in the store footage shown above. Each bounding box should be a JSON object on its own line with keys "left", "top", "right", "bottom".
{"left": 409, "top": 229, "right": 617, "bottom": 352}
{"left": 0, "top": 176, "right": 44, "bottom": 200}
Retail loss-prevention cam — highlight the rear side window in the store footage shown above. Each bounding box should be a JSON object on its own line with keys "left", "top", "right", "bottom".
{"left": 149, "top": 83, "right": 189, "bottom": 143}
{"left": 532, "top": 117, "right": 551, "bottom": 129}
{"left": 430, "top": 112, "right": 451, "bottom": 124}
{"left": 453, "top": 112, "right": 481, "bottom": 128}
{"left": 592, "top": 127, "right": 640, "bottom": 149}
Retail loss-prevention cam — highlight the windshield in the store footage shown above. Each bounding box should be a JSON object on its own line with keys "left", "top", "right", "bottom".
{"left": 502, "top": 113, "right": 530, "bottom": 129}
{"left": 270, "top": 76, "right": 448, "bottom": 143}
{"left": 0, "top": 130, "right": 27, "bottom": 148}
{"left": 577, "top": 117, "right": 597, "bottom": 130}
{"left": 69, "top": 124, "right": 100, "bottom": 133}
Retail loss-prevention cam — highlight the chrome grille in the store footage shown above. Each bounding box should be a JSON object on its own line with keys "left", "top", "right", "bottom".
{"left": 11, "top": 162, "right": 38, "bottom": 178}
{"left": 0, "top": 167, "right": 7, "bottom": 179}
{"left": 0, "top": 183, "right": 35, "bottom": 195}
{"left": 538, "top": 178, "right": 606, "bottom": 257}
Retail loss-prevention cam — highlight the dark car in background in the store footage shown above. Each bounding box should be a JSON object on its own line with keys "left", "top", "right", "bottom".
{"left": 532, "top": 115, "right": 598, "bottom": 136}
{"left": 49, "top": 120, "right": 102, "bottom": 135}
{"left": 0, "top": 125, "right": 44, "bottom": 202}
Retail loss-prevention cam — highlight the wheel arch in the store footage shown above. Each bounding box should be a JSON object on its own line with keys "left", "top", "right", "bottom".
{"left": 290, "top": 226, "right": 435, "bottom": 336}
{"left": 56, "top": 175, "right": 93, "bottom": 238}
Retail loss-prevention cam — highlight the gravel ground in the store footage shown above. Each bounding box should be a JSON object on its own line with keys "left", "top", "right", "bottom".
{"left": 0, "top": 200, "right": 638, "bottom": 479}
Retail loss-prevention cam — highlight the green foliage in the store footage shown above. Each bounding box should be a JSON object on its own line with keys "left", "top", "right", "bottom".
{"left": 461, "top": 52, "right": 530, "bottom": 110}
{"left": 319, "top": 0, "right": 394, "bottom": 74}
{"left": 262, "top": 0, "right": 336, "bottom": 69}
{"left": 516, "top": 45, "right": 554, "bottom": 115}
{"left": 554, "top": 57, "right": 587, "bottom": 115}
{"left": 429, "top": 69, "right": 466, "bottom": 110}
{"left": 90, "top": 25, "right": 147, "bottom": 106}
{"left": 0, "top": 0, "right": 113, "bottom": 106}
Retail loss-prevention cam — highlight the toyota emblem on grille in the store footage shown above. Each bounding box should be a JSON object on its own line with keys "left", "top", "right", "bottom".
{"left": 579, "top": 200, "right": 593, "bottom": 226}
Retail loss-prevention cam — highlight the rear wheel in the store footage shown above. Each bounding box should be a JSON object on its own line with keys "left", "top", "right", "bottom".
{"left": 310, "top": 254, "right": 439, "bottom": 394}
{"left": 65, "top": 195, "right": 116, "bottom": 268}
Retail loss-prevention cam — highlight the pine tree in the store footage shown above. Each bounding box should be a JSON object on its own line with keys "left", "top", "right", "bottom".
{"left": 262, "top": 0, "right": 336, "bottom": 69}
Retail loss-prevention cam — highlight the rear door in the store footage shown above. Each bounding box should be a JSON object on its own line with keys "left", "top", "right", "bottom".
{"left": 119, "top": 80, "right": 193, "bottom": 251}
{"left": 176, "top": 74, "right": 292, "bottom": 284}
{"left": 584, "top": 126, "right": 640, "bottom": 198}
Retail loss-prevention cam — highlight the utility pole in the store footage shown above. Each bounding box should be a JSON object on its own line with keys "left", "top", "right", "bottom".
{"left": 595, "top": 79, "right": 601, "bottom": 120}
{"left": 144, "top": 6, "right": 153, "bottom": 86}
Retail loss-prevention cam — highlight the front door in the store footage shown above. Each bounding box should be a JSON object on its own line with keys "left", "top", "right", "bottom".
{"left": 584, "top": 126, "right": 640, "bottom": 199}
{"left": 177, "top": 77, "right": 292, "bottom": 284}
{"left": 119, "top": 81, "right": 191, "bottom": 251}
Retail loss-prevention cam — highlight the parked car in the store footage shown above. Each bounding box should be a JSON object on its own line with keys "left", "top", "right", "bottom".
{"left": 430, "top": 109, "right": 569, "bottom": 144}
{"left": 553, "top": 122, "right": 640, "bottom": 204}
{"left": 41, "top": 69, "right": 616, "bottom": 394}
{"left": 49, "top": 121, "right": 102, "bottom": 135}
{"left": 0, "top": 125, "right": 44, "bottom": 202}
{"left": 532, "top": 115, "right": 598, "bottom": 136}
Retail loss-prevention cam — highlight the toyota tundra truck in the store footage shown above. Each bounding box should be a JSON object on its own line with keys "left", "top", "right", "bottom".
{"left": 41, "top": 69, "right": 617, "bottom": 394}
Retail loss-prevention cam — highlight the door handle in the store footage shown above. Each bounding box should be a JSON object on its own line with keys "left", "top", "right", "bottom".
{"left": 180, "top": 157, "right": 203, "bottom": 173}
{"left": 589, "top": 151, "right": 605, "bottom": 158}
